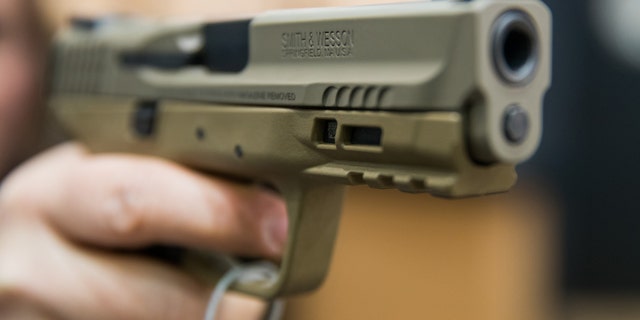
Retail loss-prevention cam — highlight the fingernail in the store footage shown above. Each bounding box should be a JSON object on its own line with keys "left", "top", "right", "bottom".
{"left": 264, "top": 210, "right": 288, "bottom": 255}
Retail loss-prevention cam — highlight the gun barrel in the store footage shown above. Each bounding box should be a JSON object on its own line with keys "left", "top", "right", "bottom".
{"left": 491, "top": 9, "right": 540, "bottom": 86}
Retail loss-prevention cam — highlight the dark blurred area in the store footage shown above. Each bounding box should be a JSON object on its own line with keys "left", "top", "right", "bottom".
{"left": 522, "top": 0, "right": 640, "bottom": 295}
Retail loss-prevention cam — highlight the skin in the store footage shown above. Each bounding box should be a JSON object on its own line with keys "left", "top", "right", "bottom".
{"left": 0, "top": 0, "right": 287, "bottom": 319}
{"left": 0, "top": 0, "right": 43, "bottom": 175}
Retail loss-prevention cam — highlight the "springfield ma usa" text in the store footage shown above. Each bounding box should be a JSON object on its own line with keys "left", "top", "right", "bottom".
{"left": 281, "top": 30, "right": 355, "bottom": 59}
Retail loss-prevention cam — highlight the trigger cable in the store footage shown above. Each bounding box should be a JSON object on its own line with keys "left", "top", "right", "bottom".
{"left": 204, "top": 261, "right": 284, "bottom": 320}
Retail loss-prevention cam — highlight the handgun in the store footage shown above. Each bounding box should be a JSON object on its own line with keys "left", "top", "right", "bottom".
{"left": 48, "top": 0, "right": 551, "bottom": 299}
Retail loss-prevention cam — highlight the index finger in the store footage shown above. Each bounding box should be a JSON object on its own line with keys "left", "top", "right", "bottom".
{"left": 2, "top": 143, "right": 288, "bottom": 259}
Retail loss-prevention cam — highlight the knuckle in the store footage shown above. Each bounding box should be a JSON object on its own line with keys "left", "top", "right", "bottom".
{"left": 61, "top": 157, "right": 149, "bottom": 239}
{"left": 103, "top": 180, "right": 146, "bottom": 238}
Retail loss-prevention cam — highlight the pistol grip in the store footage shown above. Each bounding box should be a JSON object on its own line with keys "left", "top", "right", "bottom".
{"left": 232, "top": 179, "right": 345, "bottom": 298}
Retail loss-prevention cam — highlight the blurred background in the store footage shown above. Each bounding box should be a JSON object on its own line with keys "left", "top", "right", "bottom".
{"left": 40, "top": 0, "right": 640, "bottom": 319}
{"left": 520, "top": 0, "right": 640, "bottom": 318}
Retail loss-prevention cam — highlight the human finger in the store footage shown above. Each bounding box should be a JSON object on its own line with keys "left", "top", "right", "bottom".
{"left": 1, "top": 143, "right": 288, "bottom": 259}
{"left": 0, "top": 220, "right": 266, "bottom": 320}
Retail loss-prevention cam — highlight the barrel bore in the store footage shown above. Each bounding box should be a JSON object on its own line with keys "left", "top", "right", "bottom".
{"left": 491, "top": 10, "right": 539, "bottom": 85}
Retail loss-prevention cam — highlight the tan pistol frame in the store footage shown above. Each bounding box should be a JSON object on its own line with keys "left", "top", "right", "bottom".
{"left": 50, "top": 0, "right": 551, "bottom": 298}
